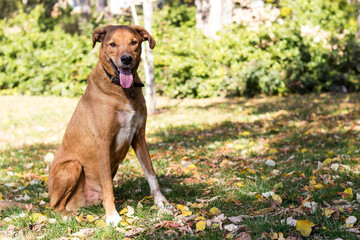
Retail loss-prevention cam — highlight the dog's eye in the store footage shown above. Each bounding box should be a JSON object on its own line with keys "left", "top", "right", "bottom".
{"left": 131, "top": 41, "right": 137, "bottom": 46}
{"left": 109, "top": 42, "right": 117, "bottom": 47}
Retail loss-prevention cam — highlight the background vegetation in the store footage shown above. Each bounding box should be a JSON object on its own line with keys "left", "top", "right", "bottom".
{"left": 0, "top": 0, "right": 359, "bottom": 98}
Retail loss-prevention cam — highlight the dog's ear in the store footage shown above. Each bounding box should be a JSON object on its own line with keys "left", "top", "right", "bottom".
{"left": 130, "top": 25, "right": 156, "bottom": 49}
{"left": 92, "top": 25, "right": 113, "bottom": 48}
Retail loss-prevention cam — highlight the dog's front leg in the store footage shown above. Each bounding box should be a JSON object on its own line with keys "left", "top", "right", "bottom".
{"left": 132, "top": 129, "right": 169, "bottom": 208}
{"left": 96, "top": 140, "right": 121, "bottom": 226}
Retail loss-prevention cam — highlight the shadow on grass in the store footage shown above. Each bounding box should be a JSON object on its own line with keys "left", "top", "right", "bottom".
{"left": 149, "top": 93, "right": 360, "bottom": 154}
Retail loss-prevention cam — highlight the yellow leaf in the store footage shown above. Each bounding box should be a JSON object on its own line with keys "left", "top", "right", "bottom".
{"left": 301, "top": 148, "right": 308, "bottom": 153}
{"left": 323, "top": 208, "right": 335, "bottom": 217}
{"left": 36, "top": 215, "right": 48, "bottom": 224}
{"left": 196, "top": 220, "right": 206, "bottom": 231}
{"left": 177, "top": 205, "right": 192, "bottom": 217}
{"left": 236, "top": 182, "right": 244, "bottom": 187}
{"left": 120, "top": 220, "right": 130, "bottom": 227}
{"left": 187, "top": 164, "right": 197, "bottom": 170}
{"left": 271, "top": 232, "right": 278, "bottom": 239}
{"left": 120, "top": 207, "right": 128, "bottom": 215}
{"left": 278, "top": 232, "right": 285, "bottom": 240}
{"left": 86, "top": 215, "right": 96, "bottom": 222}
{"left": 122, "top": 238, "right": 132, "bottom": 240}
{"left": 313, "top": 183, "right": 323, "bottom": 189}
{"left": 274, "top": 182, "right": 283, "bottom": 189}
{"left": 272, "top": 194, "right": 282, "bottom": 204}
{"left": 327, "top": 150, "right": 334, "bottom": 156}
{"left": 195, "top": 216, "right": 205, "bottom": 221}
{"left": 95, "top": 219, "right": 107, "bottom": 228}
{"left": 255, "top": 194, "right": 264, "bottom": 200}
{"left": 30, "top": 213, "right": 42, "bottom": 222}
{"left": 269, "top": 148, "right": 278, "bottom": 154}
{"left": 342, "top": 188, "right": 353, "bottom": 200}
{"left": 296, "top": 219, "right": 315, "bottom": 237}
{"left": 241, "top": 131, "right": 250, "bottom": 137}
{"left": 209, "top": 207, "right": 221, "bottom": 215}
{"left": 75, "top": 215, "right": 84, "bottom": 223}
{"left": 323, "top": 158, "right": 332, "bottom": 166}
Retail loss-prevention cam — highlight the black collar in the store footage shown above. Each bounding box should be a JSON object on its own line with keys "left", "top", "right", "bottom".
{"left": 102, "top": 60, "right": 144, "bottom": 88}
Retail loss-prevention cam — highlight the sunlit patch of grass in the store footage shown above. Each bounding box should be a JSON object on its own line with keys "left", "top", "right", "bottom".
{"left": 1, "top": 93, "right": 360, "bottom": 239}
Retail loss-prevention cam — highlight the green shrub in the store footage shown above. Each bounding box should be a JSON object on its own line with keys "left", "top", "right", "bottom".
{"left": 0, "top": 6, "right": 97, "bottom": 96}
{"left": 0, "top": 1, "right": 359, "bottom": 98}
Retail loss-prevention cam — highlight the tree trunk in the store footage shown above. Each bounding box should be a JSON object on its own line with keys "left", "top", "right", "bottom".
{"left": 80, "top": 0, "right": 91, "bottom": 20}
{"left": 195, "top": 0, "right": 233, "bottom": 38}
{"left": 131, "top": 2, "right": 156, "bottom": 114}
{"left": 96, "top": 0, "right": 107, "bottom": 12}
{"left": 143, "top": 0, "right": 156, "bottom": 114}
{"left": 357, "top": 0, "right": 360, "bottom": 40}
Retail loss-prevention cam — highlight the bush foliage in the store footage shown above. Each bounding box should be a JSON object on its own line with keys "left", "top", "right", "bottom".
{"left": 0, "top": 0, "right": 359, "bottom": 97}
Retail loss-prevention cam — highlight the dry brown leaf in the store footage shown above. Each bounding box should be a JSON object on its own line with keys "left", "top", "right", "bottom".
{"left": 234, "top": 232, "right": 252, "bottom": 240}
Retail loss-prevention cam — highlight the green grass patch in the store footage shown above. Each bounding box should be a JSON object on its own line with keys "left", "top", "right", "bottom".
{"left": 1, "top": 93, "right": 360, "bottom": 239}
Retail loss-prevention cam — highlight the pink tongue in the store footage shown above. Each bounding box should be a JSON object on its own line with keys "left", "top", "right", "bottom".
{"left": 119, "top": 68, "right": 133, "bottom": 88}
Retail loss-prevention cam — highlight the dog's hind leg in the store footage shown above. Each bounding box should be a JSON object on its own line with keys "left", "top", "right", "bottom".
{"left": 48, "top": 160, "right": 85, "bottom": 211}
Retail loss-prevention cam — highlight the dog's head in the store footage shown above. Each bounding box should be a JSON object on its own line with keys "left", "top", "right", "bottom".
{"left": 92, "top": 25, "right": 155, "bottom": 88}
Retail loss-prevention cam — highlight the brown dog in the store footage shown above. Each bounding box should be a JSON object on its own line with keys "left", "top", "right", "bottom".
{"left": 48, "top": 25, "right": 168, "bottom": 226}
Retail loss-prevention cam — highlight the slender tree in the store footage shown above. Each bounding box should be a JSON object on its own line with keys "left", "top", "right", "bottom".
{"left": 96, "top": 0, "right": 107, "bottom": 12}
{"left": 81, "top": 0, "right": 91, "bottom": 20}
{"left": 195, "top": 0, "right": 233, "bottom": 38}
{"left": 131, "top": 1, "right": 156, "bottom": 114}
{"left": 143, "top": 0, "right": 156, "bottom": 114}
{"left": 357, "top": 0, "right": 360, "bottom": 40}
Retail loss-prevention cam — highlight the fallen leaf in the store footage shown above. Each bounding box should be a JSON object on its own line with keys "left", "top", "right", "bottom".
{"left": 177, "top": 205, "right": 192, "bottom": 217}
{"left": 323, "top": 158, "right": 332, "bottom": 166}
{"left": 72, "top": 228, "right": 95, "bottom": 238}
{"left": 331, "top": 163, "right": 339, "bottom": 171}
{"left": 95, "top": 219, "right": 107, "bottom": 228}
{"left": 126, "top": 206, "right": 135, "bottom": 217}
{"left": 224, "top": 224, "right": 239, "bottom": 232}
{"left": 234, "top": 232, "right": 252, "bottom": 240}
{"left": 274, "top": 182, "right": 283, "bottom": 189}
{"left": 86, "top": 215, "right": 96, "bottom": 222}
{"left": 262, "top": 191, "right": 274, "bottom": 198}
{"left": 195, "top": 216, "right": 205, "bottom": 221}
{"left": 75, "top": 215, "right": 84, "bottom": 223}
{"left": 124, "top": 227, "right": 146, "bottom": 237}
{"left": 265, "top": 160, "right": 276, "bottom": 167}
{"left": 345, "top": 216, "right": 357, "bottom": 228}
{"left": 213, "top": 213, "right": 226, "bottom": 223}
{"left": 37, "top": 215, "right": 48, "bottom": 224}
{"left": 120, "top": 207, "right": 128, "bottom": 215}
{"left": 196, "top": 221, "right": 206, "bottom": 231}
{"left": 209, "top": 207, "right": 221, "bottom": 215}
{"left": 303, "top": 201, "right": 318, "bottom": 214}
{"left": 269, "top": 148, "right": 278, "bottom": 154}
{"left": 228, "top": 215, "right": 243, "bottom": 224}
{"left": 272, "top": 194, "right": 282, "bottom": 204}
{"left": 296, "top": 219, "right": 315, "bottom": 237}
{"left": 342, "top": 188, "right": 353, "bottom": 200}
{"left": 236, "top": 182, "right": 244, "bottom": 187}
{"left": 48, "top": 218, "right": 56, "bottom": 224}
{"left": 282, "top": 217, "right": 297, "bottom": 226}
{"left": 323, "top": 208, "right": 335, "bottom": 217}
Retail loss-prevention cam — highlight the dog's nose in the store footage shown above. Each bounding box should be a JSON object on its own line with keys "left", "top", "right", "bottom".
{"left": 120, "top": 55, "right": 133, "bottom": 65}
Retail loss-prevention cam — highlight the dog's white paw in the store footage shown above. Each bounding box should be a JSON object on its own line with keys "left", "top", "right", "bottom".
{"left": 153, "top": 192, "right": 169, "bottom": 208}
{"left": 105, "top": 211, "right": 122, "bottom": 226}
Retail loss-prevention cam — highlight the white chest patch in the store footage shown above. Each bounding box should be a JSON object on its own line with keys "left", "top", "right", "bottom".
{"left": 115, "top": 104, "right": 143, "bottom": 151}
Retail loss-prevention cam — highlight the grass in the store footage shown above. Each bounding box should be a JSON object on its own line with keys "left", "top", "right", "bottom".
{"left": 0, "top": 93, "right": 360, "bottom": 239}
